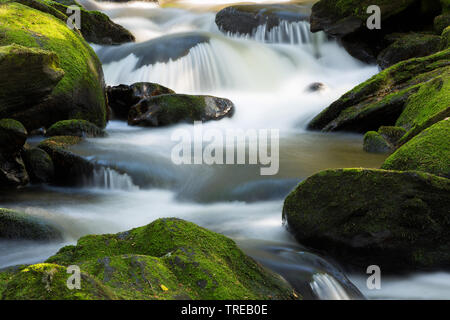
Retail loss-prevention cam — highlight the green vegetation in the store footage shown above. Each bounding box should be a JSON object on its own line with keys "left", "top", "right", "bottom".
{"left": 46, "top": 119, "right": 105, "bottom": 138}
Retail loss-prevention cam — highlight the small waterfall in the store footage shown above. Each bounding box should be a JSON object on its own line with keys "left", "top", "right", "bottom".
{"left": 85, "top": 167, "right": 139, "bottom": 191}
{"left": 310, "top": 273, "right": 351, "bottom": 300}
{"left": 226, "top": 21, "right": 326, "bottom": 45}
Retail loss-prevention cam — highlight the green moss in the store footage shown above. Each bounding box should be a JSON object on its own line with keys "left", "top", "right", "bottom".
{"left": 382, "top": 119, "right": 450, "bottom": 177}
{"left": 396, "top": 67, "right": 450, "bottom": 130}
{"left": 442, "top": 26, "right": 450, "bottom": 48}
{"left": 0, "top": 2, "right": 107, "bottom": 127}
{"left": 46, "top": 218, "right": 298, "bottom": 300}
{"left": 46, "top": 119, "right": 105, "bottom": 138}
{"left": 283, "top": 168, "right": 450, "bottom": 270}
{"left": 378, "top": 126, "right": 407, "bottom": 145}
{"left": 363, "top": 131, "right": 391, "bottom": 153}
{"left": 38, "top": 135, "right": 82, "bottom": 150}
{"left": 2, "top": 263, "right": 117, "bottom": 300}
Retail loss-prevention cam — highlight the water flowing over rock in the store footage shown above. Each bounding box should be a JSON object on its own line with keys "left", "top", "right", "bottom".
{"left": 215, "top": 4, "right": 310, "bottom": 36}
{"left": 83, "top": 167, "right": 139, "bottom": 191}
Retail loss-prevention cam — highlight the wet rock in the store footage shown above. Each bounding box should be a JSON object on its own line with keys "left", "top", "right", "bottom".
{"left": 0, "top": 208, "right": 62, "bottom": 240}
{"left": 128, "top": 94, "right": 235, "bottom": 127}
{"left": 0, "top": 119, "right": 27, "bottom": 154}
{"left": 306, "top": 82, "right": 326, "bottom": 92}
{"left": 46, "top": 119, "right": 105, "bottom": 138}
{"left": 107, "top": 83, "right": 175, "bottom": 120}
{"left": 22, "top": 147, "right": 55, "bottom": 183}
{"left": 377, "top": 33, "right": 442, "bottom": 69}
{"left": 283, "top": 168, "right": 450, "bottom": 271}
{"left": 363, "top": 131, "right": 392, "bottom": 153}
{"left": 38, "top": 136, "right": 94, "bottom": 186}
{"left": 0, "top": 153, "right": 29, "bottom": 188}
{"left": 215, "top": 4, "right": 310, "bottom": 35}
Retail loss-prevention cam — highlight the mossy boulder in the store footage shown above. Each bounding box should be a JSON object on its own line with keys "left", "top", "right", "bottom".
{"left": 2, "top": 263, "right": 117, "bottom": 300}
{"left": 0, "top": 208, "right": 62, "bottom": 240}
{"left": 107, "top": 83, "right": 175, "bottom": 120}
{"left": 0, "top": 2, "right": 107, "bottom": 130}
{"left": 363, "top": 131, "right": 392, "bottom": 153}
{"left": 0, "top": 118, "right": 27, "bottom": 153}
{"left": 22, "top": 147, "right": 54, "bottom": 183}
{"left": 215, "top": 4, "right": 310, "bottom": 36}
{"left": 128, "top": 94, "right": 235, "bottom": 127}
{"left": 0, "top": 44, "right": 64, "bottom": 121}
{"left": 46, "top": 119, "right": 105, "bottom": 138}
{"left": 382, "top": 119, "right": 450, "bottom": 177}
{"left": 2, "top": 218, "right": 299, "bottom": 300}
{"left": 308, "top": 48, "right": 450, "bottom": 133}
{"left": 283, "top": 168, "right": 450, "bottom": 271}
{"left": 442, "top": 26, "right": 450, "bottom": 48}
{"left": 378, "top": 125, "right": 407, "bottom": 146}
{"left": 310, "top": 0, "right": 442, "bottom": 62}
{"left": 377, "top": 33, "right": 442, "bottom": 69}
{"left": 434, "top": 13, "right": 450, "bottom": 34}
{"left": 38, "top": 136, "right": 94, "bottom": 185}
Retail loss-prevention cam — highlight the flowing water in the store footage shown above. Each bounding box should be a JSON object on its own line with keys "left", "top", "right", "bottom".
{"left": 2, "top": 0, "right": 449, "bottom": 300}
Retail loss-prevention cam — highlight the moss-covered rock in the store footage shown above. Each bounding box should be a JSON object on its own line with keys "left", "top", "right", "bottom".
{"left": 128, "top": 94, "right": 235, "bottom": 127}
{"left": 0, "top": 118, "right": 27, "bottom": 153}
{"left": 107, "top": 83, "right": 175, "bottom": 120}
{"left": 382, "top": 119, "right": 450, "bottom": 177}
{"left": 45, "top": 218, "right": 298, "bottom": 300}
{"left": 0, "top": 44, "right": 64, "bottom": 123}
{"left": 22, "top": 147, "right": 54, "bottom": 183}
{"left": 378, "top": 125, "right": 407, "bottom": 146}
{"left": 0, "top": 153, "right": 29, "bottom": 188}
{"left": 377, "top": 33, "right": 442, "bottom": 69}
{"left": 363, "top": 131, "right": 392, "bottom": 153}
{"left": 2, "top": 263, "right": 117, "bottom": 300}
{"left": 308, "top": 48, "right": 450, "bottom": 133}
{"left": 283, "top": 168, "right": 450, "bottom": 271}
{"left": 310, "top": 0, "right": 442, "bottom": 62}
{"left": 46, "top": 119, "right": 105, "bottom": 138}
{"left": 442, "top": 26, "right": 450, "bottom": 48}
{"left": 0, "top": 2, "right": 107, "bottom": 130}
{"left": 0, "top": 208, "right": 62, "bottom": 240}
{"left": 434, "top": 13, "right": 450, "bottom": 34}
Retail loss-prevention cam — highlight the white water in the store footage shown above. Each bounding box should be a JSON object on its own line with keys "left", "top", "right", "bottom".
{"left": 3, "top": 0, "right": 448, "bottom": 300}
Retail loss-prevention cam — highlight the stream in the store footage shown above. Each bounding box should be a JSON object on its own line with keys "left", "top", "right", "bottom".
{"left": 1, "top": 0, "right": 449, "bottom": 300}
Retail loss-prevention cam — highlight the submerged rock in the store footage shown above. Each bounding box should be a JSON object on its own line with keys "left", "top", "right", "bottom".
{"left": 215, "top": 4, "right": 310, "bottom": 35}
{"left": 46, "top": 119, "right": 105, "bottom": 138}
{"left": 283, "top": 168, "right": 450, "bottom": 271}
{"left": 382, "top": 119, "right": 450, "bottom": 177}
{"left": 97, "top": 33, "right": 210, "bottom": 67}
{"left": 0, "top": 2, "right": 108, "bottom": 130}
{"left": 107, "top": 83, "right": 175, "bottom": 120}
{"left": 1, "top": 218, "right": 299, "bottom": 300}
{"left": 128, "top": 94, "right": 235, "bottom": 127}
{"left": 308, "top": 48, "right": 450, "bottom": 134}
{"left": 0, "top": 208, "right": 62, "bottom": 240}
